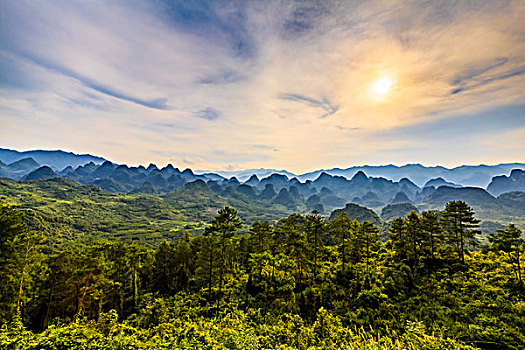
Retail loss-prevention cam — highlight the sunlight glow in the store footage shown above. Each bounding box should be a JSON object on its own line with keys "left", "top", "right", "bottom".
{"left": 373, "top": 77, "right": 393, "bottom": 95}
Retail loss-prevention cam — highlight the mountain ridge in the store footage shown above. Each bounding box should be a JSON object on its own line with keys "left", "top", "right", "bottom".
{"left": 1, "top": 148, "right": 524, "bottom": 203}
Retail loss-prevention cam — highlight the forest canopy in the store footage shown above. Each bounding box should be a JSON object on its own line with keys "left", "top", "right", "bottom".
{"left": 0, "top": 199, "right": 524, "bottom": 349}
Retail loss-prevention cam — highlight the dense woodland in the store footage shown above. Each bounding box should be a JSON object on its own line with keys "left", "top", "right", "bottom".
{"left": 1, "top": 197, "right": 524, "bottom": 349}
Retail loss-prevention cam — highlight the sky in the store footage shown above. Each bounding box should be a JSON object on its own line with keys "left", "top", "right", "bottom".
{"left": 0, "top": 0, "right": 524, "bottom": 173}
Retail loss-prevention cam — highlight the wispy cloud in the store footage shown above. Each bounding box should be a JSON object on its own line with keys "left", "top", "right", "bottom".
{"left": 198, "top": 70, "right": 244, "bottom": 85}
{"left": 279, "top": 93, "right": 338, "bottom": 118}
{"left": 194, "top": 107, "right": 221, "bottom": 121}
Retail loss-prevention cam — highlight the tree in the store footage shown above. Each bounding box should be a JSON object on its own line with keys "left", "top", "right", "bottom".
{"left": 404, "top": 211, "right": 423, "bottom": 268}
{"left": 173, "top": 232, "right": 194, "bottom": 291}
{"left": 152, "top": 241, "right": 177, "bottom": 295}
{"left": 420, "top": 210, "right": 443, "bottom": 263}
{"left": 249, "top": 221, "right": 272, "bottom": 254}
{"left": 126, "top": 245, "right": 148, "bottom": 310}
{"left": 330, "top": 212, "right": 352, "bottom": 272}
{"left": 0, "top": 204, "right": 45, "bottom": 322}
{"left": 358, "top": 221, "right": 380, "bottom": 276}
{"left": 388, "top": 217, "right": 408, "bottom": 263}
{"left": 441, "top": 201, "right": 480, "bottom": 264}
{"left": 273, "top": 214, "right": 308, "bottom": 290}
{"left": 194, "top": 235, "right": 218, "bottom": 303}
{"left": 204, "top": 207, "right": 242, "bottom": 313}
{"left": 248, "top": 221, "right": 272, "bottom": 277}
{"left": 489, "top": 224, "right": 524, "bottom": 286}
{"left": 305, "top": 211, "right": 325, "bottom": 281}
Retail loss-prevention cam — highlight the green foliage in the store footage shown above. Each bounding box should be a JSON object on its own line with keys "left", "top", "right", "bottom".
{"left": 441, "top": 201, "right": 481, "bottom": 264}
{"left": 488, "top": 224, "right": 524, "bottom": 286}
{"left": 1, "top": 199, "right": 524, "bottom": 349}
{"left": 0, "top": 204, "right": 46, "bottom": 324}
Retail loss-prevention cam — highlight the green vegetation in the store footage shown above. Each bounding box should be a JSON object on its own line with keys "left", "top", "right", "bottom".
{"left": 1, "top": 189, "right": 524, "bottom": 349}
{"left": 0, "top": 178, "right": 296, "bottom": 248}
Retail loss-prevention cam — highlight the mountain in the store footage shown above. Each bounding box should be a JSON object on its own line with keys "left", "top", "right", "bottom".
{"left": 329, "top": 203, "right": 381, "bottom": 226}
{"left": 0, "top": 147, "right": 523, "bottom": 231}
{"left": 7, "top": 157, "right": 40, "bottom": 172}
{"left": 297, "top": 163, "right": 524, "bottom": 187}
{"left": 273, "top": 188, "right": 296, "bottom": 209}
{"left": 0, "top": 148, "right": 105, "bottom": 171}
{"left": 24, "top": 166, "right": 57, "bottom": 180}
{"left": 422, "top": 186, "right": 498, "bottom": 208}
{"left": 424, "top": 177, "right": 461, "bottom": 188}
{"left": 0, "top": 157, "right": 41, "bottom": 180}
{"left": 390, "top": 191, "right": 412, "bottom": 204}
{"left": 486, "top": 169, "right": 525, "bottom": 196}
{"left": 259, "top": 184, "right": 277, "bottom": 200}
{"left": 381, "top": 202, "right": 419, "bottom": 221}
{"left": 417, "top": 186, "right": 525, "bottom": 231}
{"left": 198, "top": 168, "right": 296, "bottom": 182}
{"left": 198, "top": 163, "right": 525, "bottom": 188}
{"left": 2, "top": 148, "right": 522, "bottom": 189}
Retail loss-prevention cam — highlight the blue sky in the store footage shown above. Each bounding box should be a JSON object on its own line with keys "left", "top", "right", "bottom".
{"left": 0, "top": 0, "right": 524, "bottom": 173}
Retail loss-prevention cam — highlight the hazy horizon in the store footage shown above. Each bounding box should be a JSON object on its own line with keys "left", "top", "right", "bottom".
{"left": 1, "top": 1, "right": 524, "bottom": 173}
{"left": 2, "top": 145, "right": 524, "bottom": 177}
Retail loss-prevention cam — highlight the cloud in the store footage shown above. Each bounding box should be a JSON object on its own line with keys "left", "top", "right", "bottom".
{"left": 279, "top": 93, "right": 339, "bottom": 118}
{"left": 252, "top": 144, "right": 277, "bottom": 151}
{"left": 0, "top": 0, "right": 524, "bottom": 172}
{"left": 15, "top": 51, "right": 171, "bottom": 109}
{"left": 194, "top": 107, "right": 221, "bottom": 121}
{"left": 449, "top": 57, "right": 525, "bottom": 95}
{"left": 281, "top": 2, "right": 329, "bottom": 38}
{"left": 198, "top": 70, "right": 244, "bottom": 85}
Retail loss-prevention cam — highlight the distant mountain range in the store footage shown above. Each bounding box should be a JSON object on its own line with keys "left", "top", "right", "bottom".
{"left": 1, "top": 147, "right": 524, "bottom": 231}
{"left": 207, "top": 163, "right": 524, "bottom": 188}
{"left": 0, "top": 148, "right": 105, "bottom": 171}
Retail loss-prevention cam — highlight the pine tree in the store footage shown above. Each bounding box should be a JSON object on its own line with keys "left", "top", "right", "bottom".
{"left": 405, "top": 211, "right": 423, "bottom": 268}
{"left": 204, "top": 207, "right": 242, "bottom": 313}
{"left": 273, "top": 214, "right": 308, "bottom": 290}
{"left": 249, "top": 221, "right": 272, "bottom": 254}
{"left": 330, "top": 212, "right": 352, "bottom": 272}
{"left": 174, "top": 232, "right": 194, "bottom": 291}
{"left": 249, "top": 221, "right": 272, "bottom": 277}
{"left": 194, "top": 235, "right": 218, "bottom": 303}
{"left": 152, "top": 241, "right": 177, "bottom": 295}
{"left": 0, "top": 204, "right": 45, "bottom": 322}
{"left": 388, "top": 217, "right": 408, "bottom": 263}
{"left": 420, "top": 210, "right": 443, "bottom": 263}
{"left": 441, "top": 201, "right": 480, "bottom": 264}
{"left": 305, "top": 211, "right": 325, "bottom": 281}
{"left": 489, "top": 224, "right": 524, "bottom": 286}
{"left": 359, "top": 221, "right": 380, "bottom": 276}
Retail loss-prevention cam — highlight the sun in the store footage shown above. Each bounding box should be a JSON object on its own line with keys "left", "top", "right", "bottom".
{"left": 373, "top": 77, "right": 393, "bottom": 95}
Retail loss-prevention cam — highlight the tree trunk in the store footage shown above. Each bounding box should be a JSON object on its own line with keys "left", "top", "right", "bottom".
{"left": 43, "top": 269, "right": 57, "bottom": 329}
{"left": 517, "top": 248, "right": 522, "bottom": 287}
{"left": 314, "top": 229, "right": 318, "bottom": 281}
{"left": 78, "top": 273, "right": 92, "bottom": 315}
{"left": 458, "top": 215, "right": 465, "bottom": 264}
{"left": 430, "top": 232, "right": 435, "bottom": 262}
{"left": 16, "top": 241, "right": 31, "bottom": 315}
{"left": 216, "top": 234, "right": 226, "bottom": 315}
{"left": 366, "top": 235, "right": 370, "bottom": 276}
{"left": 208, "top": 244, "right": 213, "bottom": 303}
{"left": 342, "top": 230, "right": 346, "bottom": 272}
{"left": 133, "top": 268, "right": 138, "bottom": 309}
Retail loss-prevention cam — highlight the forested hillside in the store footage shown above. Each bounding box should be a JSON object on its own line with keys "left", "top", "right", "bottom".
{"left": 1, "top": 197, "right": 524, "bottom": 349}
{"left": 0, "top": 178, "right": 299, "bottom": 248}
{"left": 1, "top": 156, "right": 524, "bottom": 349}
